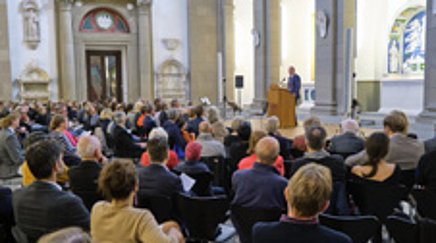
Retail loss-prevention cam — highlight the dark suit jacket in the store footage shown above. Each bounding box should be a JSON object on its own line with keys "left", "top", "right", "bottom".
{"left": 187, "top": 117, "right": 204, "bottom": 137}
{"left": 253, "top": 217, "right": 352, "bottom": 243}
{"left": 291, "top": 152, "right": 346, "bottom": 183}
{"left": 112, "top": 125, "right": 144, "bottom": 158}
{"left": 328, "top": 132, "right": 365, "bottom": 155}
{"left": 162, "top": 120, "right": 186, "bottom": 150}
{"left": 13, "top": 181, "right": 90, "bottom": 241}
{"left": 0, "top": 186, "right": 13, "bottom": 226}
{"left": 174, "top": 160, "right": 211, "bottom": 175}
{"left": 137, "top": 164, "right": 183, "bottom": 199}
{"left": 416, "top": 150, "right": 436, "bottom": 193}
{"left": 269, "top": 133, "right": 292, "bottom": 160}
{"left": 0, "top": 128, "right": 24, "bottom": 178}
{"left": 68, "top": 161, "right": 103, "bottom": 210}
{"left": 143, "top": 115, "right": 157, "bottom": 137}
{"left": 232, "top": 163, "right": 287, "bottom": 210}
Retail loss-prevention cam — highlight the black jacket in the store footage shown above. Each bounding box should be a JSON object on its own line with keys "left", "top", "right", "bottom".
{"left": 68, "top": 161, "right": 103, "bottom": 211}
{"left": 112, "top": 125, "right": 144, "bottom": 158}
{"left": 138, "top": 164, "right": 183, "bottom": 199}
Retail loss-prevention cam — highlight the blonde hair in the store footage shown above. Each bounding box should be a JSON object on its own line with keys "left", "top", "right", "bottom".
{"left": 100, "top": 108, "right": 113, "bottom": 120}
{"left": 49, "top": 114, "right": 66, "bottom": 131}
{"left": 37, "top": 227, "right": 91, "bottom": 243}
{"left": 247, "top": 130, "right": 267, "bottom": 154}
{"left": 0, "top": 113, "right": 19, "bottom": 129}
{"left": 287, "top": 163, "right": 332, "bottom": 217}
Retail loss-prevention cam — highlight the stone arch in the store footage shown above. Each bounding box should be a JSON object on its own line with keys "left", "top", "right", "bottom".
{"left": 79, "top": 7, "right": 130, "bottom": 33}
{"left": 156, "top": 59, "right": 189, "bottom": 102}
{"left": 388, "top": 5, "right": 426, "bottom": 74}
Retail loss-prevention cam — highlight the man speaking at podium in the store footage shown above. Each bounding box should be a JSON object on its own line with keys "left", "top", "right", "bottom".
{"left": 287, "top": 66, "right": 301, "bottom": 104}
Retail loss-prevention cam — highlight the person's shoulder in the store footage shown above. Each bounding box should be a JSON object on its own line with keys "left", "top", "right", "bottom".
{"left": 318, "top": 225, "right": 352, "bottom": 242}
{"left": 253, "top": 221, "right": 281, "bottom": 233}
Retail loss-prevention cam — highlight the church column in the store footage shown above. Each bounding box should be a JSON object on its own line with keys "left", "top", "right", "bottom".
{"left": 252, "top": 0, "right": 281, "bottom": 108}
{"left": 419, "top": 0, "right": 436, "bottom": 120}
{"left": 311, "top": 0, "right": 356, "bottom": 116}
{"left": 0, "top": 0, "right": 11, "bottom": 100}
{"left": 224, "top": 0, "right": 235, "bottom": 104}
{"left": 57, "top": 0, "right": 76, "bottom": 100}
{"left": 137, "top": 1, "right": 154, "bottom": 99}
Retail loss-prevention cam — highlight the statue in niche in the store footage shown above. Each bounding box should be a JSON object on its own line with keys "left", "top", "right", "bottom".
{"left": 22, "top": 0, "right": 40, "bottom": 49}
{"left": 316, "top": 11, "right": 328, "bottom": 39}
{"left": 389, "top": 40, "right": 400, "bottom": 73}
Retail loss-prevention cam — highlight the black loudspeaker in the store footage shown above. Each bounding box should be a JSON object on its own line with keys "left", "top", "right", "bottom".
{"left": 235, "top": 75, "right": 244, "bottom": 89}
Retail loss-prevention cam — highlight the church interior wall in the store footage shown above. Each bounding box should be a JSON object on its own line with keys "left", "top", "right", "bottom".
{"left": 7, "top": 0, "right": 58, "bottom": 101}
{"left": 0, "top": 0, "right": 12, "bottom": 100}
{"left": 152, "top": 0, "right": 189, "bottom": 98}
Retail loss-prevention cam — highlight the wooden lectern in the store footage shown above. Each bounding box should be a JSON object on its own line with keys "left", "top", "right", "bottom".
{"left": 267, "top": 83, "right": 296, "bottom": 128}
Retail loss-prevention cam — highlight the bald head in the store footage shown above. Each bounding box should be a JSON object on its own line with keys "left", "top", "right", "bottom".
{"left": 199, "top": 121, "right": 212, "bottom": 134}
{"left": 255, "top": 137, "right": 280, "bottom": 165}
{"left": 77, "top": 135, "right": 102, "bottom": 160}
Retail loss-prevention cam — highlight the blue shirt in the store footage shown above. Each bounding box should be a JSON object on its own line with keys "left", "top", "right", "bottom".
{"left": 287, "top": 74, "right": 301, "bottom": 100}
{"left": 232, "top": 163, "right": 287, "bottom": 210}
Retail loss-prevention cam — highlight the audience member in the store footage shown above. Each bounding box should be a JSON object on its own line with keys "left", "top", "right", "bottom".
{"left": 253, "top": 163, "right": 352, "bottom": 243}
{"left": 291, "top": 126, "right": 346, "bottom": 183}
{"left": 112, "top": 111, "right": 146, "bottom": 159}
{"left": 0, "top": 186, "right": 14, "bottom": 242}
{"left": 13, "top": 140, "right": 89, "bottom": 241}
{"left": 142, "top": 103, "right": 157, "bottom": 138}
{"left": 186, "top": 105, "right": 205, "bottom": 137}
{"left": 345, "top": 111, "right": 424, "bottom": 171}
{"left": 328, "top": 118, "right": 365, "bottom": 157}
{"left": 196, "top": 121, "right": 226, "bottom": 158}
{"left": 228, "top": 121, "right": 252, "bottom": 172}
{"left": 49, "top": 114, "right": 77, "bottom": 155}
{"left": 351, "top": 132, "right": 401, "bottom": 184}
{"left": 224, "top": 116, "right": 244, "bottom": 149}
{"left": 291, "top": 116, "right": 321, "bottom": 156}
{"left": 265, "top": 116, "right": 292, "bottom": 160}
{"left": 207, "top": 106, "right": 228, "bottom": 143}
{"left": 38, "top": 227, "right": 91, "bottom": 243}
{"left": 140, "top": 127, "right": 179, "bottom": 170}
{"left": 232, "top": 137, "right": 287, "bottom": 210}
{"left": 162, "top": 108, "right": 186, "bottom": 151}
{"left": 92, "top": 160, "right": 183, "bottom": 242}
{"left": 68, "top": 135, "right": 106, "bottom": 211}
{"left": 138, "top": 137, "right": 183, "bottom": 199}
{"left": 174, "top": 142, "right": 210, "bottom": 175}
{"left": 238, "top": 130, "right": 285, "bottom": 176}
{"left": 416, "top": 149, "right": 436, "bottom": 193}
{"left": 0, "top": 113, "right": 24, "bottom": 181}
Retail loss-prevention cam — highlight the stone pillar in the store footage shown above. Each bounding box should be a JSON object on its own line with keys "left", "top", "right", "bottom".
{"left": 0, "top": 0, "right": 11, "bottom": 100}
{"left": 252, "top": 0, "right": 281, "bottom": 108}
{"left": 224, "top": 0, "right": 235, "bottom": 103}
{"left": 137, "top": 1, "right": 154, "bottom": 100}
{"left": 57, "top": 0, "right": 76, "bottom": 101}
{"left": 311, "top": 0, "right": 356, "bottom": 116}
{"left": 188, "top": 0, "right": 218, "bottom": 105}
{"left": 419, "top": 0, "right": 436, "bottom": 120}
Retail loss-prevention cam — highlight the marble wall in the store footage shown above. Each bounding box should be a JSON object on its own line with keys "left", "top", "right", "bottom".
{"left": 0, "top": 0, "right": 12, "bottom": 100}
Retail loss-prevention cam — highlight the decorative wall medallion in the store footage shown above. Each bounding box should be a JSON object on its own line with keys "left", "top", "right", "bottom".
{"left": 96, "top": 12, "right": 114, "bottom": 30}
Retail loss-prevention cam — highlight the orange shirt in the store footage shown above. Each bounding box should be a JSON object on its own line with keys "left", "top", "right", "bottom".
{"left": 238, "top": 154, "right": 285, "bottom": 176}
{"left": 140, "top": 150, "right": 179, "bottom": 170}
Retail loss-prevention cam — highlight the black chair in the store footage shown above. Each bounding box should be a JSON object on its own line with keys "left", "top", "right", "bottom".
{"left": 411, "top": 188, "right": 436, "bottom": 220}
{"left": 385, "top": 215, "right": 418, "bottom": 243}
{"left": 201, "top": 156, "right": 231, "bottom": 192}
{"left": 177, "top": 193, "right": 236, "bottom": 242}
{"left": 136, "top": 192, "right": 173, "bottom": 224}
{"left": 348, "top": 180, "right": 408, "bottom": 222}
{"left": 319, "top": 214, "right": 381, "bottom": 243}
{"left": 186, "top": 171, "right": 214, "bottom": 196}
{"left": 230, "top": 205, "right": 282, "bottom": 243}
{"left": 71, "top": 190, "right": 103, "bottom": 212}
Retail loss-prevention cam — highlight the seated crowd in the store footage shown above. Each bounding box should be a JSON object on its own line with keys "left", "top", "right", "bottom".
{"left": 0, "top": 98, "right": 435, "bottom": 242}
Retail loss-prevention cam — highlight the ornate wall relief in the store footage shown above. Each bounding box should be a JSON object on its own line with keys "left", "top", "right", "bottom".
{"left": 21, "top": 0, "right": 40, "bottom": 50}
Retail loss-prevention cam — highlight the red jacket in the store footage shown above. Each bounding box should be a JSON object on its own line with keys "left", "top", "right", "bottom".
{"left": 140, "top": 150, "right": 179, "bottom": 170}
{"left": 238, "top": 154, "right": 284, "bottom": 176}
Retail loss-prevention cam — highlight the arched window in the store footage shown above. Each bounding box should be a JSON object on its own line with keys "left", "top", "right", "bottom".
{"left": 79, "top": 8, "right": 130, "bottom": 33}
{"left": 388, "top": 6, "right": 425, "bottom": 75}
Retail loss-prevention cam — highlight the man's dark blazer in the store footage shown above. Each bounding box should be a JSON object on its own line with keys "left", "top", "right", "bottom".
{"left": 269, "top": 133, "right": 292, "bottom": 160}
{"left": 162, "top": 120, "right": 186, "bottom": 150}
{"left": 174, "top": 160, "right": 211, "bottom": 175}
{"left": 0, "top": 186, "right": 13, "bottom": 226}
{"left": 137, "top": 164, "right": 183, "bottom": 199}
{"left": 112, "top": 125, "right": 144, "bottom": 158}
{"left": 12, "top": 181, "right": 90, "bottom": 241}
{"left": 68, "top": 160, "right": 103, "bottom": 211}
{"left": 291, "top": 154, "right": 346, "bottom": 183}
{"left": 328, "top": 132, "right": 365, "bottom": 156}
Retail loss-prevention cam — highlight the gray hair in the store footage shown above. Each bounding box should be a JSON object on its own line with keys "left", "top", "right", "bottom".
{"left": 113, "top": 111, "right": 126, "bottom": 125}
{"left": 77, "top": 135, "right": 101, "bottom": 159}
{"left": 166, "top": 108, "right": 181, "bottom": 121}
{"left": 207, "top": 106, "right": 221, "bottom": 124}
{"left": 230, "top": 116, "right": 244, "bottom": 131}
{"left": 265, "top": 116, "right": 280, "bottom": 133}
{"left": 149, "top": 127, "right": 169, "bottom": 143}
{"left": 340, "top": 118, "right": 359, "bottom": 134}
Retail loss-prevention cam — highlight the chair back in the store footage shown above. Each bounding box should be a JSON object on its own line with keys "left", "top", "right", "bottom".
{"left": 201, "top": 156, "right": 231, "bottom": 192}
{"left": 230, "top": 205, "right": 282, "bottom": 243}
{"left": 136, "top": 192, "right": 173, "bottom": 224}
{"left": 348, "top": 180, "right": 408, "bottom": 221}
{"left": 411, "top": 188, "right": 436, "bottom": 220}
{"left": 385, "top": 215, "right": 418, "bottom": 243}
{"left": 186, "top": 171, "right": 214, "bottom": 196}
{"left": 177, "top": 193, "right": 229, "bottom": 241}
{"left": 319, "top": 214, "right": 381, "bottom": 243}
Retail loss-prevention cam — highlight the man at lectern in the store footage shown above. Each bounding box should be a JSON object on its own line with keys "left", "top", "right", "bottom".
{"left": 287, "top": 66, "right": 301, "bottom": 104}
